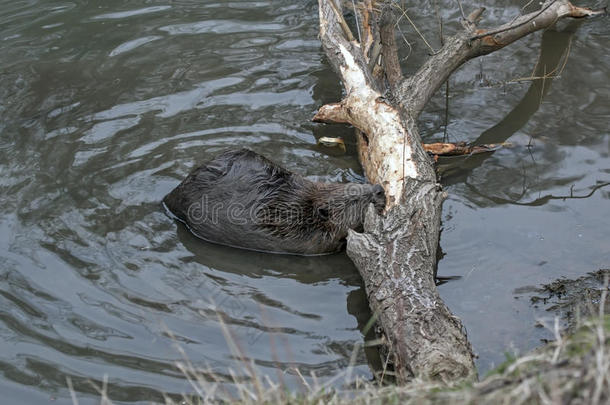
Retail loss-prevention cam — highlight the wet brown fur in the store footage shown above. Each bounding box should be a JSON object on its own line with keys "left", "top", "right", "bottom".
{"left": 163, "top": 149, "right": 385, "bottom": 255}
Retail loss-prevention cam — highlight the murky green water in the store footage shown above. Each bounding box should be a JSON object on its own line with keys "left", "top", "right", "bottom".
{"left": 0, "top": 1, "right": 608, "bottom": 403}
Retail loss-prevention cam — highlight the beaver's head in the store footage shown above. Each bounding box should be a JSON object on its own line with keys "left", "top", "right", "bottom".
{"left": 312, "top": 183, "right": 385, "bottom": 236}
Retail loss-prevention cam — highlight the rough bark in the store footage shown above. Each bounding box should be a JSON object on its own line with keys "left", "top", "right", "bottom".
{"left": 315, "top": 0, "right": 604, "bottom": 384}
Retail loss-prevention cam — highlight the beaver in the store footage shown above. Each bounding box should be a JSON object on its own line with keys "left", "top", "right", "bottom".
{"left": 163, "top": 149, "right": 385, "bottom": 255}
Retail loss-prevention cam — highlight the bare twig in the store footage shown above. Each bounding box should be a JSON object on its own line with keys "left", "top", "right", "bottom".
{"left": 508, "top": 37, "right": 572, "bottom": 83}
{"left": 393, "top": 3, "right": 437, "bottom": 54}
{"left": 328, "top": 0, "right": 356, "bottom": 42}
{"left": 395, "top": 23, "right": 413, "bottom": 63}
{"left": 66, "top": 377, "right": 79, "bottom": 405}
{"left": 351, "top": 0, "right": 362, "bottom": 42}
{"left": 456, "top": 0, "right": 466, "bottom": 19}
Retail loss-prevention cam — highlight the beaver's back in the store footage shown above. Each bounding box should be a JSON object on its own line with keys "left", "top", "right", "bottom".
{"left": 163, "top": 149, "right": 312, "bottom": 253}
{"left": 165, "top": 149, "right": 284, "bottom": 215}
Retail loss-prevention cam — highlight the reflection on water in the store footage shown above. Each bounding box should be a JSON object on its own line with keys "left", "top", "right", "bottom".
{"left": 0, "top": 0, "right": 608, "bottom": 402}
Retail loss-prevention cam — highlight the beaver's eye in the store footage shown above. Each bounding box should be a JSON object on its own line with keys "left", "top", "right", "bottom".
{"left": 317, "top": 207, "right": 329, "bottom": 220}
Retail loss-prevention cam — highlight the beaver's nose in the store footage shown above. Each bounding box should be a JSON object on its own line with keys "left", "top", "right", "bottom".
{"left": 373, "top": 184, "right": 384, "bottom": 197}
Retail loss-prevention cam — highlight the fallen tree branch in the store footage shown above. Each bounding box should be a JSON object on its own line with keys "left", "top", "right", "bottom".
{"left": 469, "top": 1, "right": 604, "bottom": 42}
{"left": 315, "top": 0, "right": 605, "bottom": 384}
{"left": 317, "top": 0, "right": 475, "bottom": 383}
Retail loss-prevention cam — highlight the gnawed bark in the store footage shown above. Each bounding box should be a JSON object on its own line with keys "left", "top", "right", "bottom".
{"left": 423, "top": 142, "right": 502, "bottom": 157}
{"left": 316, "top": 0, "right": 604, "bottom": 384}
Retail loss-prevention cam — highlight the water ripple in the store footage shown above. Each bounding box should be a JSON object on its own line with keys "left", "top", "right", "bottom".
{"left": 92, "top": 6, "right": 172, "bottom": 20}
{"left": 159, "top": 20, "right": 286, "bottom": 36}
{"left": 109, "top": 36, "right": 162, "bottom": 57}
{"left": 0, "top": 0, "right": 608, "bottom": 402}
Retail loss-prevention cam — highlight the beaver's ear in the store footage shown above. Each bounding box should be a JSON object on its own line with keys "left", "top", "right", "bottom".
{"left": 317, "top": 206, "right": 329, "bottom": 221}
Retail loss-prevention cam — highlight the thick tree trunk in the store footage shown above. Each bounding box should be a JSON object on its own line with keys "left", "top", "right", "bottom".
{"left": 315, "top": 0, "right": 604, "bottom": 384}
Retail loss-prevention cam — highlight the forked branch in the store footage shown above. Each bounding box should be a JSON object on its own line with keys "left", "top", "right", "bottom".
{"left": 395, "top": 0, "right": 605, "bottom": 117}
{"left": 315, "top": 0, "right": 605, "bottom": 385}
